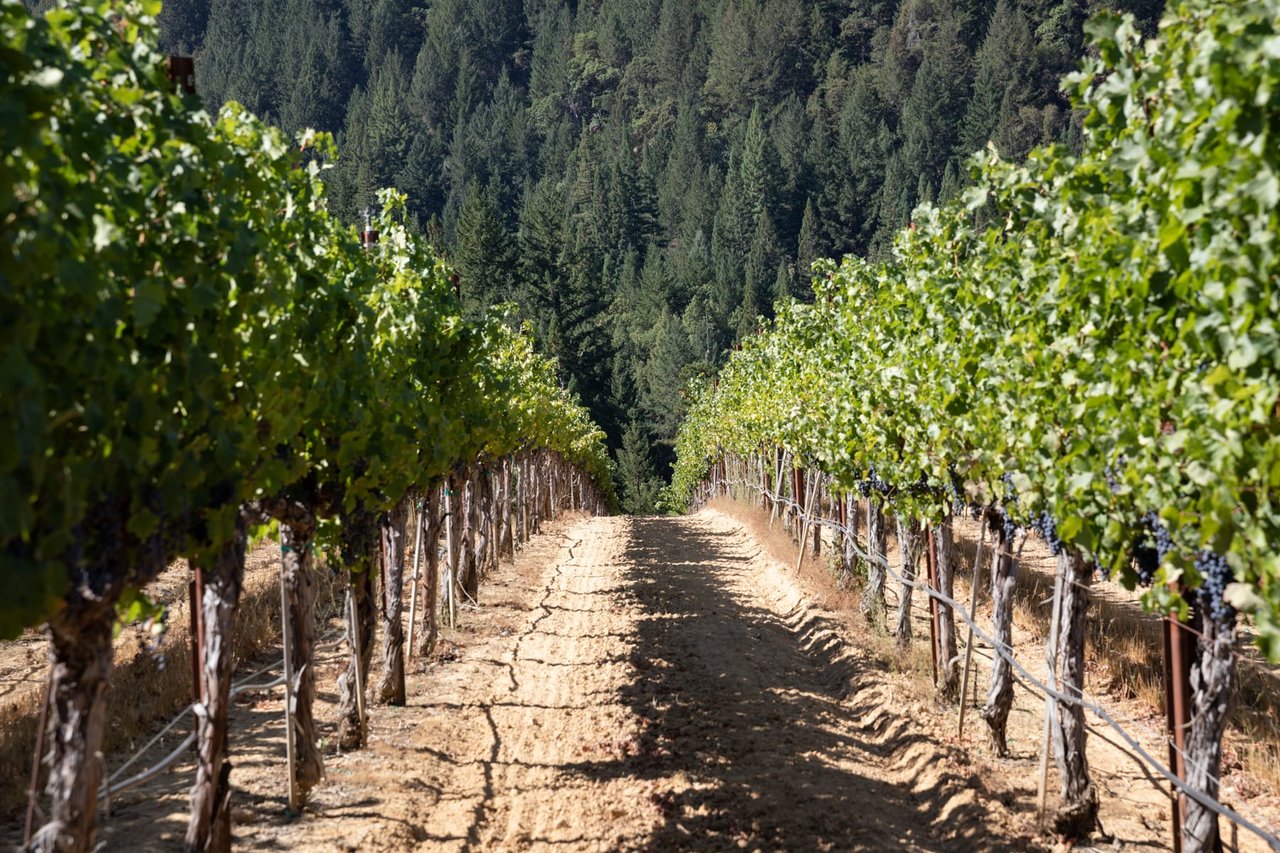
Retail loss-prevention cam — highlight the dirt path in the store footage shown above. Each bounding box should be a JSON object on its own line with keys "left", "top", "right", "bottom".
{"left": 72, "top": 510, "right": 1018, "bottom": 851}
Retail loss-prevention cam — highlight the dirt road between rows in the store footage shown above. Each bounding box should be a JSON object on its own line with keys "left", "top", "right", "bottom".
{"left": 120, "top": 510, "right": 993, "bottom": 852}
{"left": 10, "top": 504, "right": 1280, "bottom": 850}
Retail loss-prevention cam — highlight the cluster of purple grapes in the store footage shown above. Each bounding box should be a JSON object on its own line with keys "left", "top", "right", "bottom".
{"left": 905, "top": 474, "right": 932, "bottom": 497}
{"left": 858, "top": 466, "right": 889, "bottom": 497}
{"left": 134, "top": 613, "right": 170, "bottom": 672}
{"left": 943, "top": 472, "right": 972, "bottom": 517}
{"left": 1195, "top": 549, "right": 1236, "bottom": 627}
{"left": 1031, "top": 510, "right": 1062, "bottom": 556}
{"left": 1000, "top": 472, "right": 1017, "bottom": 503}
{"left": 998, "top": 475, "right": 1020, "bottom": 540}
{"left": 1131, "top": 511, "right": 1172, "bottom": 586}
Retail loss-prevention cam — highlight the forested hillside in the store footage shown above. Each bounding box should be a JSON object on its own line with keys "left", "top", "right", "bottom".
{"left": 148, "top": 0, "right": 1161, "bottom": 509}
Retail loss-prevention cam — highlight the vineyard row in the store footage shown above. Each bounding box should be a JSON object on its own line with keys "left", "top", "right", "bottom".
{"left": 672, "top": 2, "right": 1280, "bottom": 851}
{"left": 3, "top": 2, "right": 615, "bottom": 851}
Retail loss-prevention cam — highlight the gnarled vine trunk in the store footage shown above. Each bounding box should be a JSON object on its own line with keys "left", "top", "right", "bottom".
{"left": 185, "top": 513, "right": 247, "bottom": 853}
{"left": 443, "top": 472, "right": 461, "bottom": 628}
{"left": 418, "top": 487, "right": 443, "bottom": 658}
{"left": 841, "top": 492, "right": 859, "bottom": 584}
{"left": 376, "top": 500, "right": 408, "bottom": 706}
{"left": 500, "top": 460, "right": 514, "bottom": 558}
{"left": 1050, "top": 547, "right": 1098, "bottom": 837}
{"left": 894, "top": 516, "right": 922, "bottom": 644}
{"left": 981, "top": 517, "right": 1016, "bottom": 755}
{"left": 277, "top": 515, "right": 325, "bottom": 798}
{"left": 861, "top": 497, "right": 887, "bottom": 631}
{"left": 460, "top": 470, "right": 479, "bottom": 601}
{"left": 1183, "top": 610, "right": 1232, "bottom": 852}
{"left": 34, "top": 595, "right": 117, "bottom": 852}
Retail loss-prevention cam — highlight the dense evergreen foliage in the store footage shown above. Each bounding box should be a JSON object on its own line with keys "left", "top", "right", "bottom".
{"left": 148, "top": 0, "right": 1162, "bottom": 505}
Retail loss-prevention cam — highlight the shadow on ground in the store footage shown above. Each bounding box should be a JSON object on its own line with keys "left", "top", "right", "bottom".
{"left": 569, "top": 516, "right": 1015, "bottom": 852}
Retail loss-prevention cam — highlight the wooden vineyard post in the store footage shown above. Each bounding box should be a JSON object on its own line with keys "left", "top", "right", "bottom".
{"left": 347, "top": 587, "right": 367, "bottom": 742}
{"left": 406, "top": 499, "right": 426, "bottom": 660}
{"left": 924, "top": 524, "right": 940, "bottom": 685}
{"left": 1037, "top": 568, "right": 1064, "bottom": 822}
{"left": 958, "top": 520, "right": 987, "bottom": 739}
{"left": 278, "top": 547, "right": 299, "bottom": 813}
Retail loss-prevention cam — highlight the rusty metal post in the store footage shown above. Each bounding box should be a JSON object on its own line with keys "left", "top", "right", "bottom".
{"left": 190, "top": 568, "right": 206, "bottom": 707}
{"left": 811, "top": 473, "right": 822, "bottom": 557}
{"left": 1164, "top": 609, "right": 1195, "bottom": 853}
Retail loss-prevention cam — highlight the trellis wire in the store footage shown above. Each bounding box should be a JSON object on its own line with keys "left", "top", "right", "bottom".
{"left": 705, "top": 469, "right": 1280, "bottom": 851}
{"left": 98, "top": 635, "right": 344, "bottom": 801}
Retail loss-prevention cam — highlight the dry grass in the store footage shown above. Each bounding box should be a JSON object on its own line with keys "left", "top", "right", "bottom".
{"left": 0, "top": 547, "right": 345, "bottom": 823}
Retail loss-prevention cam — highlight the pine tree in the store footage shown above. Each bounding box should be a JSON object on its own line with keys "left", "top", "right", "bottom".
{"left": 518, "top": 178, "right": 568, "bottom": 338}
{"left": 616, "top": 420, "right": 662, "bottom": 514}
{"left": 796, "top": 196, "right": 821, "bottom": 282}
{"left": 640, "top": 308, "right": 693, "bottom": 441}
{"left": 746, "top": 210, "right": 779, "bottom": 314}
{"left": 774, "top": 259, "right": 792, "bottom": 308}
{"left": 738, "top": 105, "right": 777, "bottom": 234}
{"left": 454, "top": 181, "right": 516, "bottom": 315}
{"left": 899, "top": 7, "right": 972, "bottom": 207}
{"left": 959, "top": 0, "right": 1033, "bottom": 158}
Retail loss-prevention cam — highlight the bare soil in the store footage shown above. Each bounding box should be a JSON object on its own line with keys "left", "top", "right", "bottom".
{"left": 723, "top": 495, "right": 1280, "bottom": 852}
{"left": 41, "top": 512, "right": 1007, "bottom": 850}
{"left": 6, "top": 506, "right": 1279, "bottom": 850}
